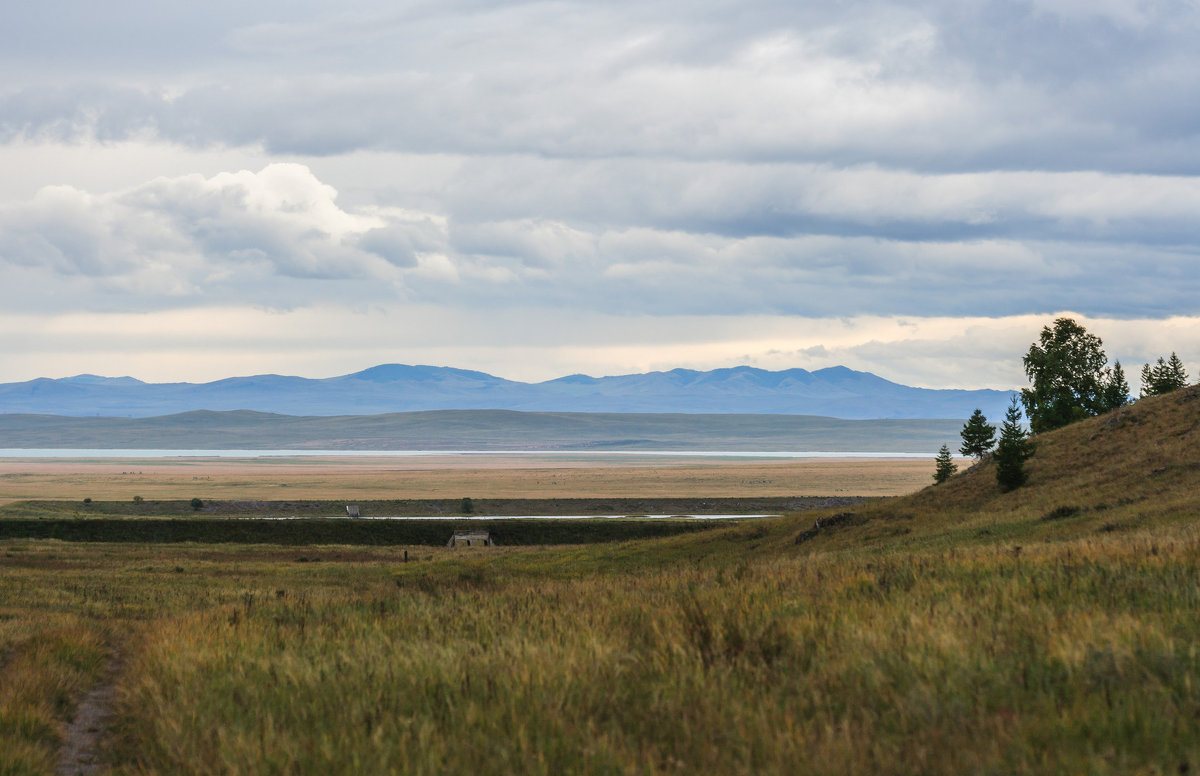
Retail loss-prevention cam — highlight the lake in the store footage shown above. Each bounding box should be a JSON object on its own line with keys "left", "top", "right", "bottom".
{"left": 0, "top": 449, "right": 931, "bottom": 459}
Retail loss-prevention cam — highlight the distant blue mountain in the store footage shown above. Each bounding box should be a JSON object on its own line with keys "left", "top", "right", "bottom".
{"left": 0, "top": 365, "right": 1016, "bottom": 420}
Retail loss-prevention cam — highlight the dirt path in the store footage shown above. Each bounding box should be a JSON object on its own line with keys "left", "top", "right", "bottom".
{"left": 57, "top": 652, "right": 122, "bottom": 776}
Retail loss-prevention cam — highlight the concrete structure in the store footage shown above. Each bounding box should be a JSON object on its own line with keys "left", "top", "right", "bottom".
{"left": 447, "top": 530, "right": 493, "bottom": 547}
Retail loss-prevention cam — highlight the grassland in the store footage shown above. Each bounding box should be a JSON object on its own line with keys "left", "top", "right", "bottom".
{"left": 0, "top": 454, "right": 933, "bottom": 505}
{"left": 2, "top": 388, "right": 1199, "bottom": 774}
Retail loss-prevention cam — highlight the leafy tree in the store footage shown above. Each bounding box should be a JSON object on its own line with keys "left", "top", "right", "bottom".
{"left": 1099, "top": 360, "right": 1130, "bottom": 411}
{"left": 1021, "top": 318, "right": 1119, "bottom": 432}
{"left": 933, "top": 444, "right": 958, "bottom": 484}
{"left": 995, "top": 397, "right": 1034, "bottom": 492}
{"left": 1141, "top": 352, "right": 1188, "bottom": 397}
{"left": 460, "top": 497, "right": 474, "bottom": 514}
{"left": 959, "top": 408, "right": 996, "bottom": 459}
{"left": 190, "top": 498, "right": 204, "bottom": 511}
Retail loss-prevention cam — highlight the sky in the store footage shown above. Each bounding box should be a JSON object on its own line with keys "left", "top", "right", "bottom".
{"left": 2, "top": 0, "right": 1199, "bottom": 390}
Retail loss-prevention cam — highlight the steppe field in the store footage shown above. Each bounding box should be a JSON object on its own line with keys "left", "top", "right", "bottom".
{"left": 4, "top": 386, "right": 1200, "bottom": 776}
{"left": 0, "top": 453, "right": 932, "bottom": 504}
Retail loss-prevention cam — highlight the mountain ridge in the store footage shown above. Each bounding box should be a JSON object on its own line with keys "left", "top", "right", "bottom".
{"left": 0, "top": 364, "right": 1015, "bottom": 420}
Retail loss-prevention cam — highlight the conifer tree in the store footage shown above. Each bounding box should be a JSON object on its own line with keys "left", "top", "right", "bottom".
{"left": 1140, "top": 362, "right": 1154, "bottom": 398}
{"left": 933, "top": 444, "right": 957, "bottom": 485}
{"left": 1141, "top": 352, "right": 1189, "bottom": 397}
{"left": 1166, "top": 352, "right": 1189, "bottom": 389}
{"left": 959, "top": 409, "right": 996, "bottom": 459}
{"left": 1100, "top": 360, "right": 1130, "bottom": 411}
{"left": 995, "top": 396, "right": 1033, "bottom": 492}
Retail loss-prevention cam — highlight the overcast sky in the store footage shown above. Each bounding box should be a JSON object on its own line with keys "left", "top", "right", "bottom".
{"left": 2, "top": 0, "right": 1199, "bottom": 389}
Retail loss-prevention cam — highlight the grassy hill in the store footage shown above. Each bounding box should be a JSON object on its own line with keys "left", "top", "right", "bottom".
{"left": 792, "top": 381, "right": 1200, "bottom": 552}
{"left": 2, "top": 388, "right": 1198, "bottom": 774}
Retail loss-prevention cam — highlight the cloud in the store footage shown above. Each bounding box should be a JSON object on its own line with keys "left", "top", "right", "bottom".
{"left": 3, "top": 2, "right": 1200, "bottom": 390}
{"left": 3, "top": 2, "right": 1199, "bottom": 171}
{"left": 3, "top": 161, "right": 1200, "bottom": 321}
{"left": 0, "top": 164, "right": 447, "bottom": 308}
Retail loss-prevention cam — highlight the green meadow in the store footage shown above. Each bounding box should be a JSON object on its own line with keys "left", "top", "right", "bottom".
{"left": 2, "top": 388, "right": 1200, "bottom": 774}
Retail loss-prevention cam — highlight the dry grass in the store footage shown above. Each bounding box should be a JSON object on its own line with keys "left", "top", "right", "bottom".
{"left": 0, "top": 456, "right": 933, "bottom": 504}
{"left": 2, "top": 390, "right": 1198, "bottom": 774}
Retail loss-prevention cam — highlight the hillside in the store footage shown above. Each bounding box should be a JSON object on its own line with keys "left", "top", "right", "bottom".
{"left": 786, "top": 382, "right": 1200, "bottom": 548}
{"left": 0, "top": 364, "right": 1014, "bottom": 419}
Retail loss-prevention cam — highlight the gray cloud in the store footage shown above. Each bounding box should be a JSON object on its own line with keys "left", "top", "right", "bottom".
{"left": 3, "top": 1, "right": 1200, "bottom": 387}
{"left": 3, "top": 2, "right": 1200, "bottom": 172}
{"left": 2, "top": 162, "right": 1199, "bottom": 320}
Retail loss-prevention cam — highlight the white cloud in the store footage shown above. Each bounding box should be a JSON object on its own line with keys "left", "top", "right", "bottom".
{"left": 0, "top": 164, "right": 453, "bottom": 308}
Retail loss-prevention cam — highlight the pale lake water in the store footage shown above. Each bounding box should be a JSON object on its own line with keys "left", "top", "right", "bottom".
{"left": 0, "top": 449, "right": 929, "bottom": 459}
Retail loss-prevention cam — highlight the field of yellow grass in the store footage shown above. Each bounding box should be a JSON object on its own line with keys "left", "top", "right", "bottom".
{"left": 0, "top": 454, "right": 934, "bottom": 504}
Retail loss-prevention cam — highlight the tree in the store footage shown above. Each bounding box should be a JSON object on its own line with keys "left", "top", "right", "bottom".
{"left": 995, "top": 396, "right": 1034, "bottom": 492}
{"left": 1099, "top": 360, "right": 1130, "bottom": 412}
{"left": 1140, "top": 362, "right": 1154, "bottom": 398}
{"left": 190, "top": 497, "right": 204, "bottom": 511}
{"left": 1141, "top": 352, "right": 1188, "bottom": 397}
{"left": 1167, "top": 352, "right": 1189, "bottom": 388}
{"left": 933, "top": 444, "right": 958, "bottom": 484}
{"left": 1021, "top": 318, "right": 1114, "bottom": 433}
{"left": 959, "top": 408, "right": 996, "bottom": 459}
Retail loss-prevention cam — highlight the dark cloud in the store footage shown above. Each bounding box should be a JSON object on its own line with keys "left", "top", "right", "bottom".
{"left": 2, "top": 1, "right": 1200, "bottom": 333}
{"left": 3, "top": 1, "right": 1200, "bottom": 171}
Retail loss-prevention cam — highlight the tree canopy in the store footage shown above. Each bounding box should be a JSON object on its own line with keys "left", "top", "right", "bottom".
{"left": 1021, "top": 318, "right": 1124, "bottom": 433}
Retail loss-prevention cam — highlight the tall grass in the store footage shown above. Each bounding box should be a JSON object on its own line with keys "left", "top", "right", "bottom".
{"left": 92, "top": 523, "right": 1200, "bottom": 775}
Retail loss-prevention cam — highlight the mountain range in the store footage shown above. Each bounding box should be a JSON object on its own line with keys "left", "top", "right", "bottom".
{"left": 0, "top": 364, "right": 1014, "bottom": 420}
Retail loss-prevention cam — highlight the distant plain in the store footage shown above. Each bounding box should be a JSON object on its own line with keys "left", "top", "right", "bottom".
{"left": 0, "top": 453, "right": 934, "bottom": 504}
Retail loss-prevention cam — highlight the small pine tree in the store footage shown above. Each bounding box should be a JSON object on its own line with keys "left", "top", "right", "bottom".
{"left": 1141, "top": 353, "right": 1189, "bottom": 397}
{"left": 1166, "top": 352, "right": 1188, "bottom": 389}
{"left": 933, "top": 444, "right": 958, "bottom": 484}
{"left": 1099, "top": 361, "right": 1130, "bottom": 411}
{"left": 994, "top": 396, "right": 1033, "bottom": 492}
{"left": 959, "top": 408, "right": 996, "bottom": 459}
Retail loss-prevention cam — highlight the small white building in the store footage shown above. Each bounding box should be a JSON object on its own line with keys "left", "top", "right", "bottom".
{"left": 447, "top": 530, "right": 493, "bottom": 547}
{"left": 345, "top": 505, "right": 360, "bottom": 518}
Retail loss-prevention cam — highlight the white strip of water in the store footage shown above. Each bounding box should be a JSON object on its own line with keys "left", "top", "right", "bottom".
{"left": 0, "top": 449, "right": 930, "bottom": 459}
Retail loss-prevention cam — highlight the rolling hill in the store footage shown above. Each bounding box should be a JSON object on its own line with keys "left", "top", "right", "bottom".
{"left": 0, "top": 409, "right": 963, "bottom": 452}
{"left": 786, "top": 382, "right": 1200, "bottom": 547}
